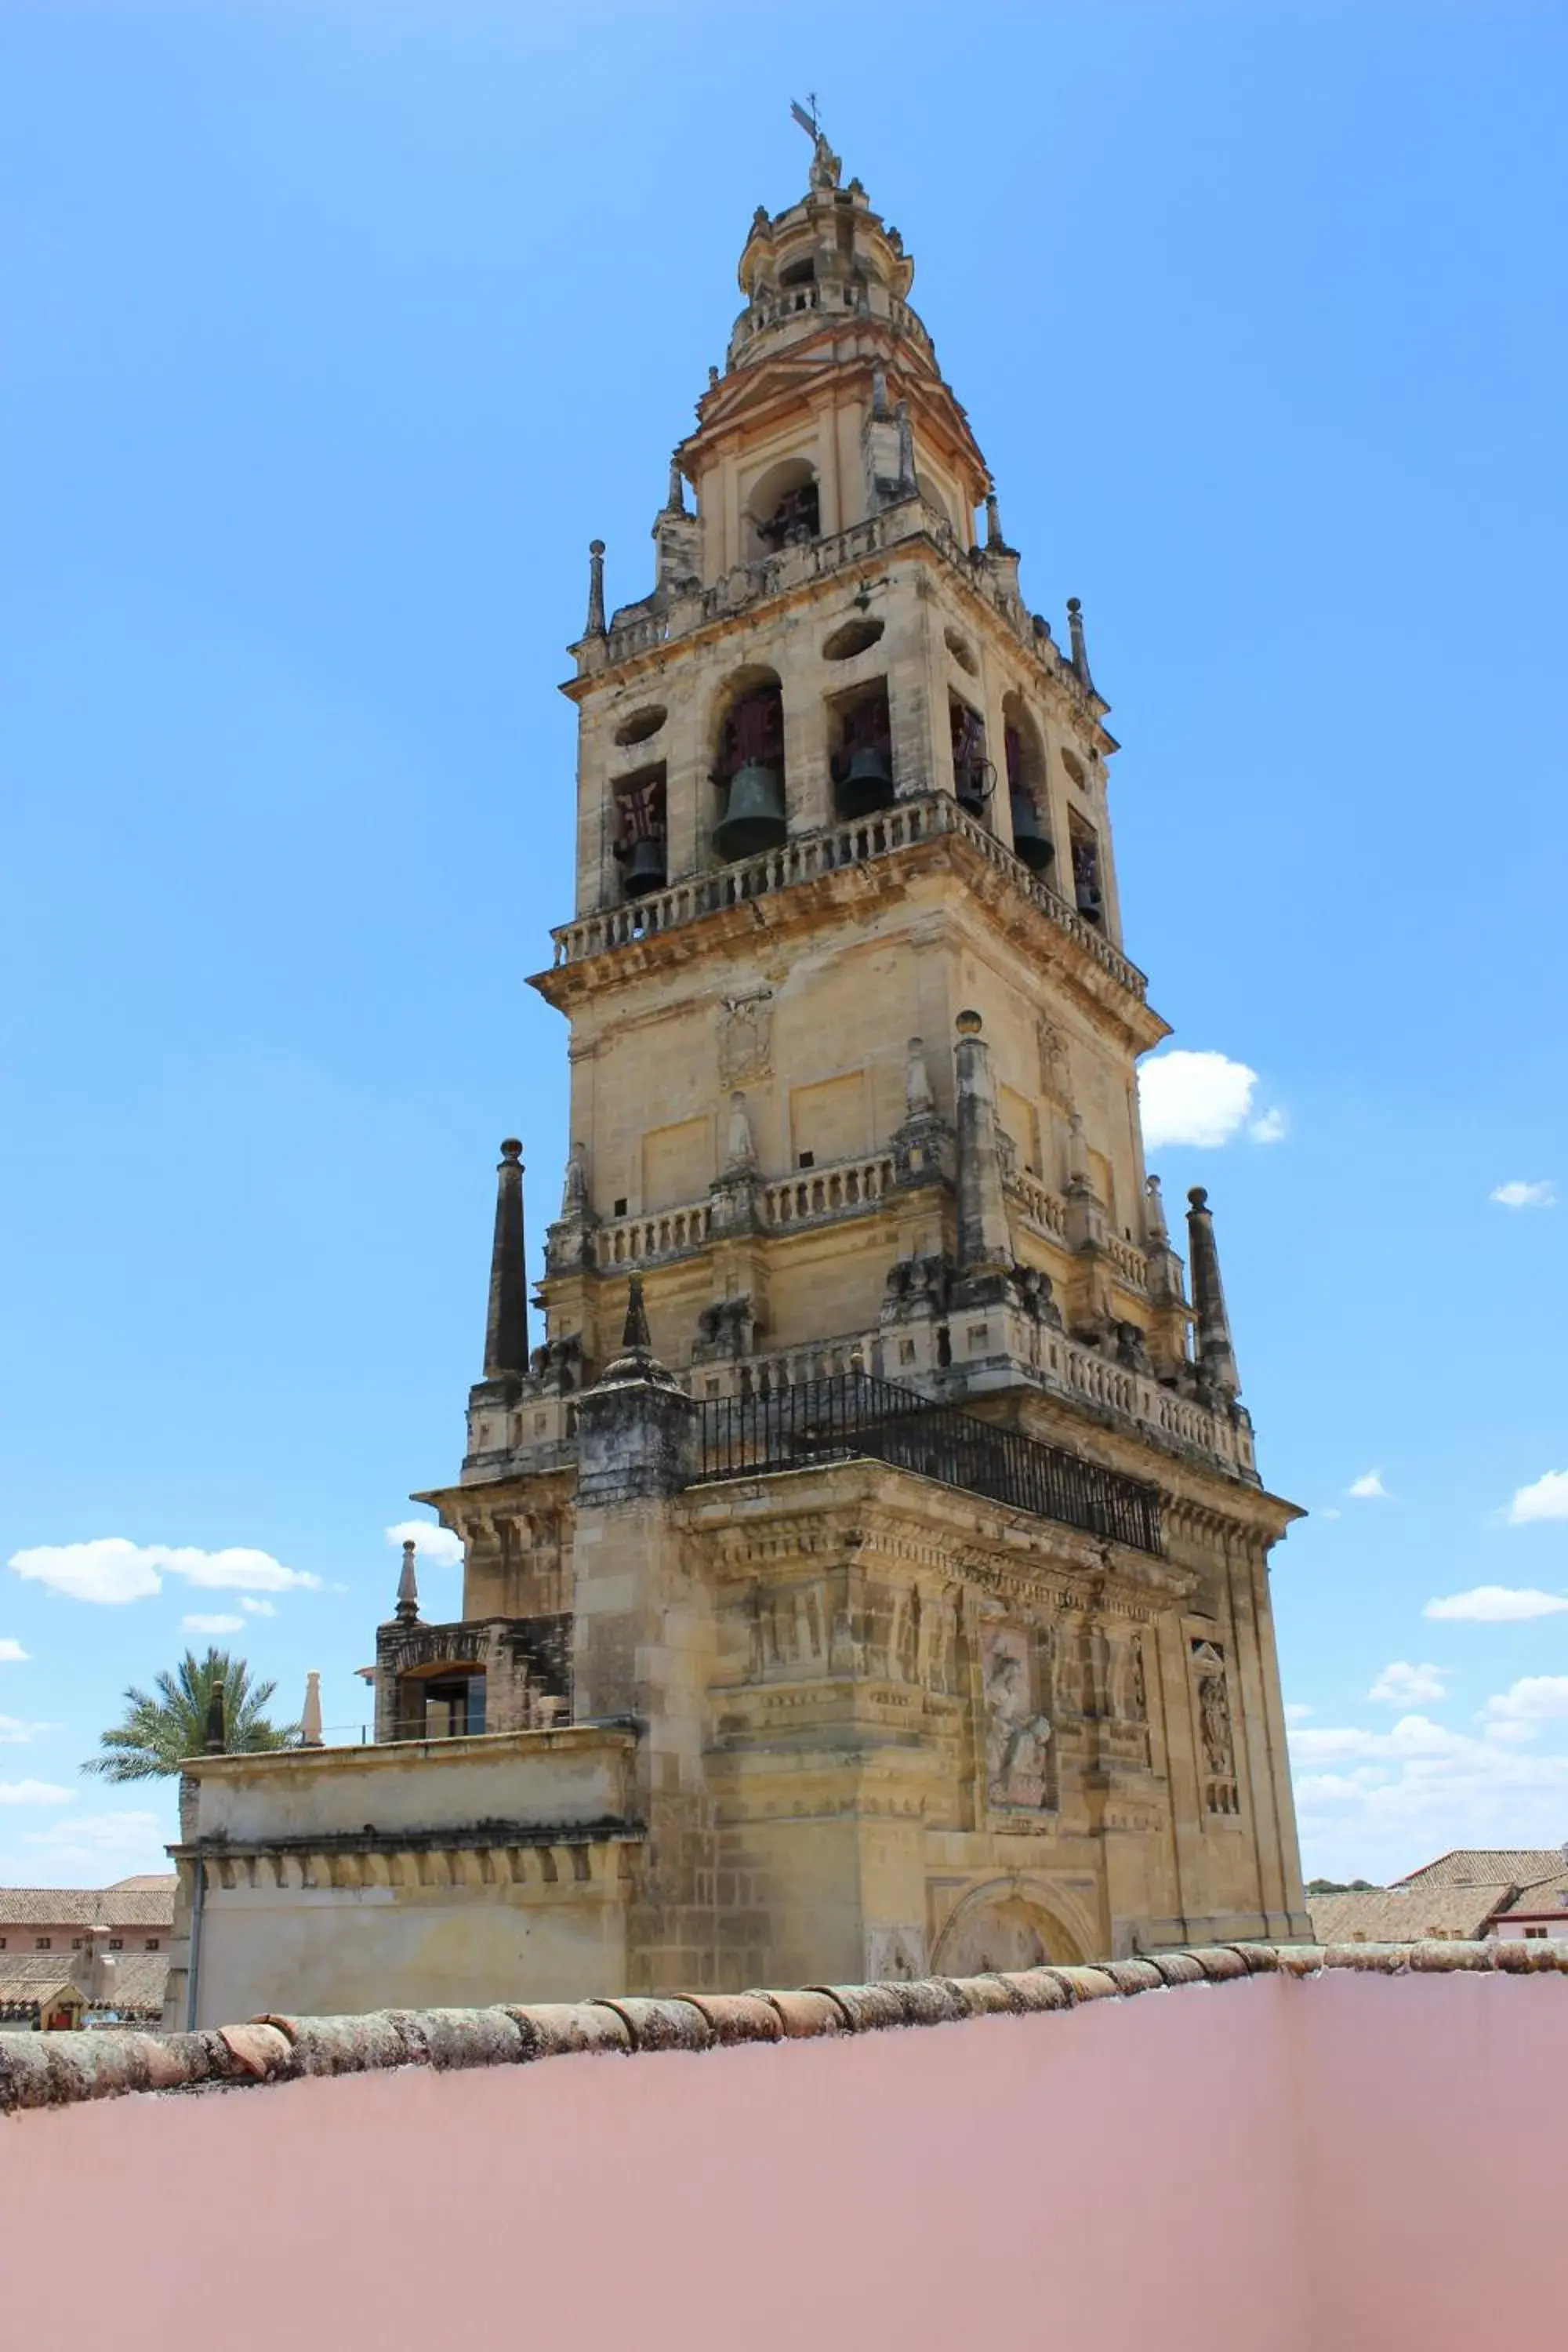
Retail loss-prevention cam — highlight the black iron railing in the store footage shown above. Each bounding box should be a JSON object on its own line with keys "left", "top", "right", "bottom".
{"left": 691, "top": 1370, "right": 1163, "bottom": 1556}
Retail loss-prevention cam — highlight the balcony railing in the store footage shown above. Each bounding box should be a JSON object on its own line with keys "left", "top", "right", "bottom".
{"left": 690, "top": 1369, "right": 1163, "bottom": 1555}
{"left": 550, "top": 792, "right": 1149, "bottom": 1004}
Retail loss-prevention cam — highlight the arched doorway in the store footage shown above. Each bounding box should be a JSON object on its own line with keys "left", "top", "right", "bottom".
{"left": 931, "top": 1887, "right": 1085, "bottom": 1976}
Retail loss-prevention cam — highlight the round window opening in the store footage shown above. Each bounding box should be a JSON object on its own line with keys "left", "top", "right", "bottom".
{"left": 613, "top": 705, "right": 668, "bottom": 748}
{"left": 822, "top": 617, "right": 885, "bottom": 662}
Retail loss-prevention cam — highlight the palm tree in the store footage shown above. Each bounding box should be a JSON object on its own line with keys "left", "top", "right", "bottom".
{"left": 84, "top": 1646, "right": 298, "bottom": 1781}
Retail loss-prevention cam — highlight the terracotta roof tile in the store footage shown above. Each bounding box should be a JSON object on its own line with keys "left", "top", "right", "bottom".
{"left": 1394, "top": 1848, "right": 1564, "bottom": 1890}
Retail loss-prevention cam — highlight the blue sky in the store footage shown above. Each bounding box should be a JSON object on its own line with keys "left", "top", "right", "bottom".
{"left": 2, "top": 4, "right": 1565, "bottom": 1891}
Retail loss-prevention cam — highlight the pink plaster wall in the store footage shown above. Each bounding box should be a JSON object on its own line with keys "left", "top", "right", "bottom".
{"left": 2, "top": 1974, "right": 1565, "bottom": 2350}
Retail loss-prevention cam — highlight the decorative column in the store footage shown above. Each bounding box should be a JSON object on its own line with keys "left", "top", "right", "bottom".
{"left": 952, "top": 1011, "right": 1011, "bottom": 1292}
{"left": 1185, "top": 1185, "right": 1240, "bottom": 1397}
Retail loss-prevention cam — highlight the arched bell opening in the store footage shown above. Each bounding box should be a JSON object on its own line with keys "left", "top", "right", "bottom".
{"left": 745, "top": 456, "right": 821, "bottom": 560}
{"left": 612, "top": 761, "right": 668, "bottom": 901}
{"left": 829, "top": 679, "right": 895, "bottom": 819}
{"left": 949, "top": 691, "right": 994, "bottom": 824}
{"left": 1002, "top": 693, "right": 1054, "bottom": 876}
{"left": 711, "top": 669, "right": 786, "bottom": 866}
{"left": 1069, "top": 809, "right": 1105, "bottom": 925}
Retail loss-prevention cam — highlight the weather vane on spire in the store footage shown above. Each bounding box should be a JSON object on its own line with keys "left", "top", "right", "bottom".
{"left": 789, "top": 93, "right": 841, "bottom": 190}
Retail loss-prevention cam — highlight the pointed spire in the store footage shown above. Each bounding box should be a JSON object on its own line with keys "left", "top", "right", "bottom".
{"left": 586, "top": 539, "right": 607, "bottom": 637}
{"left": 665, "top": 455, "right": 687, "bottom": 515}
{"left": 203, "top": 1675, "right": 226, "bottom": 1755}
{"left": 984, "top": 488, "right": 1004, "bottom": 550}
{"left": 1185, "top": 1186, "right": 1240, "bottom": 1397}
{"left": 1066, "top": 596, "right": 1094, "bottom": 691}
{"left": 953, "top": 1011, "right": 1011, "bottom": 1269}
{"left": 395, "top": 1538, "right": 420, "bottom": 1625}
{"left": 483, "top": 1138, "right": 529, "bottom": 1380}
{"left": 622, "top": 1272, "right": 652, "bottom": 1355}
{"left": 895, "top": 400, "right": 918, "bottom": 498}
{"left": 300, "top": 1670, "right": 324, "bottom": 1748}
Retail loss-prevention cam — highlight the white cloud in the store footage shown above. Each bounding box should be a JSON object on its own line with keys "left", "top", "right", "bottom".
{"left": 1369, "top": 1661, "right": 1449, "bottom": 1707}
{"left": 385, "top": 1519, "right": 463, "bottom": 1570}
{"left": 181, "top": 1612, "right": 245, "bottom": 1635}
{"left": 1138, "top": 1050, "right": 1258, "bottom": 1149}
{"left": 0, "top": 1715, "right": 56, "bottom": 1746}
{"left": 0, "top": 1780, "right": 74, "bottom": 1806}
{"left": 1507, "top": 1472, "right": 1568, "bottom": 1525}
{"left": 1249, "top": 1107, "right": 1288, "bottom": 1145}
{"left": 7, "top": 1537, "right": 321, "bottom": 1605}
{"left": 13, "top": 1808, "right": 168, "bottom": 1882}
{"left": 1346, "top": 1471, "right": 1388, "bottom": 1501}
{"left": 1482, "top": 1678, "right": 1568, "bottom": 1735}
{"left": 0, "top": 1639, "right": 28, "bottom": 1663}
{"left": 1425, "top": 1585, "right": 1568, "bottom": 1622}
{"left": 1284, "top": 1704, "right": 1314, "bottom": 1726}
{"left": 240, "top": 1597, "right": 275, "bottom": 1617}
{"left": 1319, "top": 1508, "right": 1343, "bottom": 1522}
{"left": 1490, "top": 1180, "right": 1557, "bottom": 1210}
{"left": 1291, "top": 1704, "right": 1568, "bottom": 1884}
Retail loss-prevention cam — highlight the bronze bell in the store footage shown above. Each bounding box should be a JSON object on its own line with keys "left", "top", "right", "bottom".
{"left": 837, "top": 743, "right": 895, "bottom": 818}
{"left": 622, "top": 836, "right": 668, "bottom": 898}
{"left": 713, "top": 761, "right": 787, "bottom": 862}
{"left": 1008, "top": 789, "right": 1055, "bottom": 873}
{"left": 1075, "top": 880, "right": 1104, "bottom": 924}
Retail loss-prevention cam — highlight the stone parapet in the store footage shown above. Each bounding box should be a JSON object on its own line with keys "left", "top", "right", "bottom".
{"left": 9, "top": 1939, "right": 1567, "bottom": 2117}
{"left": 543, "top": 793, "right": 1151, "bottom": 1014}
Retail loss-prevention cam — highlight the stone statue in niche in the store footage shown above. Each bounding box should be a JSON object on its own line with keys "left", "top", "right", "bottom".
{"left": 1192, "top": 1640, "right": 1236, "bottom": 1780}
{"left": 982, "top": 1622, "right": 1054, "bottom": 1809}
{"left": 724, "top": 1090, "right": 757, "bottom": 1174}
{"left": 1037, "top": 1015, "right": 1072, "bottom": 1106}
{"left": 561, "top": 1141, "right": 588, "bottom": 1218}
{"left": 716, "top": 989, "right": 774, "bottom": 1090}
{"left": 903, "top": 1035, "right": 935, "bottom": 1120}
{"left": 1130, "top": 1634, "right": 1148, "bottom": 1723}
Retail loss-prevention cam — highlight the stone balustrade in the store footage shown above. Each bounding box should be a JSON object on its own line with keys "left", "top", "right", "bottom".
{"left": 590, "top": 1200, "right": 713, "bottom": 1269}
{"left": 1008, "top": 1168, "right": 1069, "bottom": 1240}
{"left": 585, "top": 500, "right": 1092, "bottom": 729}
{"left": 550, "top": 791, "right": 1149, "bottom": 1005}
{"left": 763, "top": 1152, "right": 898, "bottom": 1226}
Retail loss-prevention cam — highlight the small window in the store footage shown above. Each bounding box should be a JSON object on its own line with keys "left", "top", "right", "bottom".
{"left": 613, "top": 1196, "right": 628, "bottom": 1217}
{"left": 108, "top": 1936, "right": 123, "bottom": 1951}
{"left": 0, "top": 1936, "right": 7, "bottom": 1951}
{"left": 34, "top": 1936, "right": 51, "bottom": 1951}
{"left": 71, "top": 1937, "right": 83, "bottom": 1951}
{"left": 1524, "top": 1926, "right": 1548, "bottom": 1940}
{"left": 145, "top": 1937, "right": 160, "bottom": 1951}
{"left": 797, "top": 1150, "right": 815, "bottom": 1169}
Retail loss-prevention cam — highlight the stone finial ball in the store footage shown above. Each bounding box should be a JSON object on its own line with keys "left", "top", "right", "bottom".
{"left": 1188, "top": 1185, "right": 1209, "bottom": 1208}
{"left": 1067, "top": 596, "right": 1082, "bottom": 614}
{"left": 589, "top": 539, "right": 605, "bottom": 556}
{"left": 956, "top": 1008, "right": 984, "bottom": 1035}
{"left": 500, "top": 1138, "right": 523, "bottom": 1161}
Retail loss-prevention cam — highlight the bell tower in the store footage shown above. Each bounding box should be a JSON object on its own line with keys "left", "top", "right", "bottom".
{"left": 419, "top": 114, "right": 1311, "bottom": 1987}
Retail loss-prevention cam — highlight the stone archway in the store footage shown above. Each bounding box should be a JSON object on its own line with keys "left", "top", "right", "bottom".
{"left": 931, "top": 1886, "right": 1087, "bottom": 1976}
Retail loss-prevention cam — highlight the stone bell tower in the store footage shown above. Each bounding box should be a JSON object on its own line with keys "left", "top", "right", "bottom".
{"left": 414, "top": 112, "right": 1311, "bottom": 1988}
